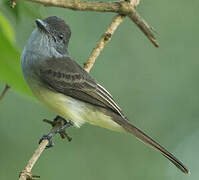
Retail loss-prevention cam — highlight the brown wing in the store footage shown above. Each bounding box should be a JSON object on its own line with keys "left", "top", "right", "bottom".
{"left": 36, "top": 57, "right": 125, "bottom": 118}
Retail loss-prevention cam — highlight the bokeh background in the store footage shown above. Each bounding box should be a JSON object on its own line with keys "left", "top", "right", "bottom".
{"left": 0, "top": 0, "right": 198, "bottom": 179}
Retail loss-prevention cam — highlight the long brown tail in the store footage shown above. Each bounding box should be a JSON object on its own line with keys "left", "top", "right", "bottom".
{"left": 116, "top": 118, "right": 190, "bottom": 174}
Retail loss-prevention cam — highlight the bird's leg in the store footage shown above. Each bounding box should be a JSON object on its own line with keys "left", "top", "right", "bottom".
{"left": 53, "top": 116, "right": 73, "bottom": 141}
{"left": 39, "top": 116, "right": 73, "bottom": 148}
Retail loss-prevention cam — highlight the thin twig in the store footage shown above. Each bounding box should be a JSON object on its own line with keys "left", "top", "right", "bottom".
{"left": 84, "top": 14, "right": 125, "bottom": 72}
{"left": 19, "top": 140, "right": 48, "bottom": 180}
{"left": 10, "top": 0, "right": 18, "bottom": 8}
{"left": 25, "top": 0, "right": 158, "bottom": 47}
{"left": 0, "top": 84, "right": 10, "bottom": 101}
{"left": 128, "top": 9, "right": 159, "bottom": 47}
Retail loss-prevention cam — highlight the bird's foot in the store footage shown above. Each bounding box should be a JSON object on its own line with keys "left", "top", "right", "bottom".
{"left": 39, "top": 133, "right": 54, "bottom": 148}
{"left": 54, "top": 119, "right": 73, "bottom": 134}
{"left": 40, "top": 116, "right": 73, "bottom": 148}
{"left": 52, "top": 116, "right": 73, "bottom": 141}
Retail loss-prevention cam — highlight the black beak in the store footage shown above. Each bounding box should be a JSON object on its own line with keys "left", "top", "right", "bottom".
{"left": 35, "top": 19, "right": 49, "bottom": 33}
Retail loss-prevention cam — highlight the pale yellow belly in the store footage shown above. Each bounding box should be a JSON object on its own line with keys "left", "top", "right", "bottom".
{"left": 31, "top": 86, "right": 124, "bottom": 132}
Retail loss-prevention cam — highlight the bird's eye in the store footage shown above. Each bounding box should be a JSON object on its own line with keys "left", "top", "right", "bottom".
{"left": 59, "top": 34, "right": 64, "bottom": 40}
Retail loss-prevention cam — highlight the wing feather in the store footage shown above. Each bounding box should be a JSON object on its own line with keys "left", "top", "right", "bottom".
{"left": 36, "top": 57, "right": 125, "bottom": 117}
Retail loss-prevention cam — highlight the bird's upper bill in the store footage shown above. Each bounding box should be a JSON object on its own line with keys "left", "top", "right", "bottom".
{"left": 35, "top": 19, "right": 50, "bottom": 34}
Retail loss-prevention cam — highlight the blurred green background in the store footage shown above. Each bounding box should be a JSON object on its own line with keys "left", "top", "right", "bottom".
{"left": 0, "top": 0, "right": 198, "bottom": 179}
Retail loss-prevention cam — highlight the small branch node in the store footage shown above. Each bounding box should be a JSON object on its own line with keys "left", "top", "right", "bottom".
{"left": 19, "top": 170, "right": 40, "bottom": 180}
{"left": 104, "top": 33, "right": 112, "bottom": 41}
{"left": 10, "top": 0, "right": 18, "bottom": 8}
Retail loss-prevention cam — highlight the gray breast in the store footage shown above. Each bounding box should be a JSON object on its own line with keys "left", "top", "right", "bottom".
{"left": 21, "top": 29, "right": 63, "bottom": 83}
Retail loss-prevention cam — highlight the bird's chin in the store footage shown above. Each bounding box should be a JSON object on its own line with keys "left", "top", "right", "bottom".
{"left": 36, "top": 27, "right": 48, "bottom": 37}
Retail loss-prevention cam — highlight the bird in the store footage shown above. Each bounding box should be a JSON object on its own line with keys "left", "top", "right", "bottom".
{"left": 21, "top": 16, "right": 189, "bottom": 174}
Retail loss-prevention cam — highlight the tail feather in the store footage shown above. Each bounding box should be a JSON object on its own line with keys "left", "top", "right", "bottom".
{"left": 116, "top": 118, "right": 190, "bottom": 174}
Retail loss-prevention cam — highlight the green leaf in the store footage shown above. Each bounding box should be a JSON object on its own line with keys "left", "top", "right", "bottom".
{"left": 0, "top": 11, "right": 15, "bottom": 43}
{"left": 0, "top": 13, "right": 32, "bottom": 96}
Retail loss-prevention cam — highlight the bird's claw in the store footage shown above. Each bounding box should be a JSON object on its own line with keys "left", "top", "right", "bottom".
{"left": 40, "top": 116, "right": 73, "bottom": 149}
{"left": 39, "top": 134, "right": 54, "bottom": 149}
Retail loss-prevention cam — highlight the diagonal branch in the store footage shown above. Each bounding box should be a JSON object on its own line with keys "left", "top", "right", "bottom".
{"left": 19, "top": 140, "right": 48, "bottom": 180}
{"left": 128, "top": 8, "right": 158, "bottom": 47}
{"left": 84, "top": 14, "right": 125, "bottom": 72}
